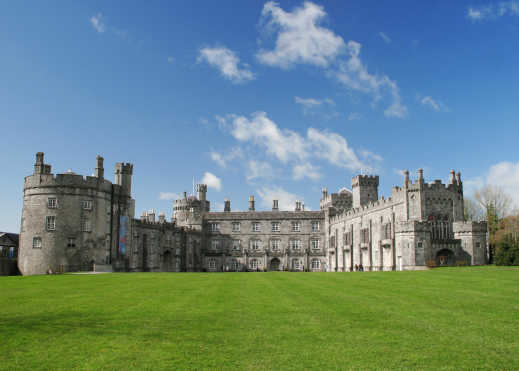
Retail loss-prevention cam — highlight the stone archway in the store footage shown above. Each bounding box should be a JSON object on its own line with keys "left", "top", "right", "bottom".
{"left": 270, "top": 257, "right": 281, "bottom": 271}
{"left": 436, "top": 249, "right": 455, "bottom": 266}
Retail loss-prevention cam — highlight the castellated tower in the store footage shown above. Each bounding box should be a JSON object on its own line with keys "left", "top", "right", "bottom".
{"left": 351, "top": 175, "right": 379, "bottom": 208}
{"left": 173, "top": 184, "right": 210, "bottom": 230}
{"left": 18, "top": 153, "right": 135, "bottom": 275}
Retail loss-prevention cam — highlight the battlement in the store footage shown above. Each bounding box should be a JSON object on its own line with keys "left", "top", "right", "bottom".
{"left": 24, "top": 172, "right": 115, "bottom": 193}
{"left": 114, "top": 163, "right": 133, "bottom": 175}
{"left": 351, "top": 175, "right": 379, "bottom": 188}
{"left": 329, "top": 195, "right": 396, "bottom": 223}
{"left": 453, "top": 221, "right": 487, "bottom": 234}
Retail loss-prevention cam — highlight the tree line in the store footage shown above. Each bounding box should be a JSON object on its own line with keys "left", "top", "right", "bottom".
{"left": 464, "top": 185, "right": 519, "bottom": 265}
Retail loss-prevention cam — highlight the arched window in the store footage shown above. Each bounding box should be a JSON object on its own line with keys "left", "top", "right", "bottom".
{"left": 250, "top": 259, "right": 259, "bottom": 269}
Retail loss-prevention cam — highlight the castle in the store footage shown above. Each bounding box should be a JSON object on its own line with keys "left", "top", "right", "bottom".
{"left": 18, "top": 153, "right": 487, "bottom": 275}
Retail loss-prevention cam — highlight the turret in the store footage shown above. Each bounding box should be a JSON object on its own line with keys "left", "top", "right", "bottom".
{"left": 352, "top": 175, "right": 379, "bottom": 208}
{"left": 95, "top": 155, "right": 104, "bottom": 179}
{"left": 33, "top": 152, "right": 51, "bottom": 175}
{"left": 197, "top": 184, "right": 207, "bottom": 201}
{"left": 418, "top": 168, "right": 424, "bottom": 185}
{"left": 114, "top": 163, "right": 133, "bottom": 196}
{"left": 224, "top": 198, "right": 231, "bottom": 212}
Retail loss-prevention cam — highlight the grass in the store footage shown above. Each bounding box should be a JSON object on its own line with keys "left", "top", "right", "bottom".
{"left": 1, "top": 267, "right": 518, "bottom": 370}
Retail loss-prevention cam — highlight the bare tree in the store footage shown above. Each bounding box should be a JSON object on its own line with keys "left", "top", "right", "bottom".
{"left": 464, "top": 197, "right": 484, "bottom": 221}
{"left": 473, "top": 185, "right": 514, "bottom": 219}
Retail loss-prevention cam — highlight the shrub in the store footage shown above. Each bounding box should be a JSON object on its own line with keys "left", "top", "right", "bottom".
{"left": 494, "top": 235, "right": 519, "bottom": 266}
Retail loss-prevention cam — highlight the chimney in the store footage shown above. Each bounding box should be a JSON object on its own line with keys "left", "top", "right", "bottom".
{"left": 158, "top": 212, "right": 165, "bottom": 223}
{"left": 224, "top": 198, "right": 231, "bottom": 212}
{"left": 322, "top": 187, "right": 328, "bottom": 200}
{"left": 147, "top": 209, "right": 155, "bottom": 223}
{"left": 403, "top": 170, "right": 409, "bottom": 187}
{"left": 272, "top": 199, "right": 279, "bottom": 211}
{"left": 302, "top": 202, "right": 305, "bottom": 211}
{"left": 418, "top": 168, "right": 424, "bottom": 184}
{"left": 95, "top": 155, "right": 104, "bottom": 179}
{"left": 456, "top": 171, "right": 462, "bottom": 186}
{"left": 295, "top": 200, "right": 301, "bottom": 211}
{"left": 140, "top": 211, "right": 147, "bottom": 222}
{"left": 449, "top": 170, "right": 456, "bottom": 185}
{"left": 249, "top": 195, "right": 255, "bottom": 211}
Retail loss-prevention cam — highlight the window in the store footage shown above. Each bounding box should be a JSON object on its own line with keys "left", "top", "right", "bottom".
{"left": 211, "top": 239, "right": 220, "bottom": 250}
{"left": 361, "top": 228, "right": 369, "bottom": 243}
{"left": 311, "top": 239, "right": 320, "bottom": 250}
{"left": 270, "top": 239, "right": 280, "bottom": 251}
{"left": 343, "top": 232, "right": 352, "bottom": 246}
{"left": 476, "top": 242, "right": 481, "bottom": 248}
{"left": 250, "top": 240, "right": 261, "bottom": 250}
{"left": 383, "top": 223, "right": 391, "bottom": 239}
{"left": 250, "top": 259, "right": 259, "bottom": 269}
{"left": 33, "top": 237, "right": 42, "bottom": 249}
{"left": 252, "top": 222, "right": 260, "bottom": 232}
{"left": 311, "top": 259, "right": 321, "bottom": 269}
{"left": 290, "top": 239, "right": 301, "bottom": 250}
{"left": 67, "top": 238, "right": 76, "bottom": 248}
{"left": 417, "top": 241, "right": 423, "bottom": 249}
{"left": 232, "top": 239, "right": 241, "bottom": 250}
{"left": 210, "top": 223, "right": 219, "bottom": 232}
{"left": 292, "top": 221, "right": 301, "bottom": 232}
{"left": 208, "top": 259, "right": 216, "bottom": 270}
{"left": 312, "top": 221, "right": 320, "bottom": 232}
{"left": 81, "top": 200, "right": 93, "bottom": 210}
{"left": 46, "top": 216, "right": 56, "bottom": 231}
{"left": 231, "top": 260, "right": 239, "bottom": 271}
{"left": 232, "top": 222, "right": 240, "bottom": 232}
{"left": 81, "top": 219, "right": 91, "bottom": 232}
{"left": 292, "top": 259, "right": 301, "bottom": 270}
{"left": 271, "top": 222, "right": 280, "bottom": 232}
{"left": 47, "top": 197, "right": 57, "bottom": 209}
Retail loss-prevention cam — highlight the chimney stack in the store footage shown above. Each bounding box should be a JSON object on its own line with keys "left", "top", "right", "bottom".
{"left": 404, "top": 170, "right": 409, "bottom": 187}
{"left": 224, "top": 198, "right": 231, "bottom": 212}
{"left": 295, "top": 200, "right": 301, "bottom": 211}
{"left": 95, "top": 155, "right": 104, "bottom": 179}
{"left": 249, "top": 195, "right": 255, "bottom": 211}
{"left": 272, "top": 199, "right": 279, "bottom": 211}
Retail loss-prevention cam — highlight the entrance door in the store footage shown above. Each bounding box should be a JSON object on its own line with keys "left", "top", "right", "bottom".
{"left": 270, "top": 258, "right": 281, "bottom": 271}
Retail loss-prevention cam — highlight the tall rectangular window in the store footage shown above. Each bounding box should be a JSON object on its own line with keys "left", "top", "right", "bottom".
{"left": 210, "top": 223, "right": 219, "bottom": 232}
{"left": 250, "top": 240, "right": 261, "bottom": 250}
{"left": 252, "top": 222, "right": 260, "bottom": 232}
{"left": 232, "top": 239, "right": 241, "bottom": 250}
{"left": 270, "top": 239, "right": 280, "bottom": 250}
{"left": 311, "top": 239, "right": 320, "bottom": 249}
{"left": 47, "top": 197, "right": 57, "bottom": 209}
{"left": 46, "top": 216, "right": 56, "bottom": 231}
{"left": 312, "top": 221, "right": 320, "bottom": 232}
{"left": 292, "top": 222, "right": 301, "bottom": 232}
{"left": 67, "top": 238, "right": 76, "bottom": 248}
{"left": 32, "top": 237, "right": 42, "bottom": 249}
{"left": 232, "top": 222, "right": 240, "bottom": 232}
{"left": 211, "top": 239, "right": 220, "bottom": 250}
{"left": 81, "top": 219, "right": 91, "bottom": 232}
{"left": 271, "top": 222, "right": 280, "bottom": 232}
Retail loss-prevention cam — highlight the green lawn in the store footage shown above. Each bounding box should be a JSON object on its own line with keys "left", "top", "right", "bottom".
{"left": 1, "top": 267, "right": 518, "bottom": 370}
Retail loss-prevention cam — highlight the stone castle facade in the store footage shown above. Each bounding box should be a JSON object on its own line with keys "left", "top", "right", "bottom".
{"left": 18, "top": 153, "right": 487, "bottom": 275}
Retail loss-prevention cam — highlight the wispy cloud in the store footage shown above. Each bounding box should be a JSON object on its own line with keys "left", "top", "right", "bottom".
{"left": 378, "top": 32, "right": 391, "bottom": 44}
{"left": 90, "top": 13, "right": 105, "bottom": 33}
{"left": 294, "top": 96, "right": 335, "bottom": 115}
{"left": 292, "top": 163, "right": 322, "bottom": 180}
{"left": 257, "top": 186, "right": 303, "bottom": 211}
{"left": 198, "top": 46, "right": 255, "bottom": 83}
{"left": 247, "top": 160, "right": 273, "bottom": 181}
{"left": 421, "top": 96, "right": 449, "bottom": 112}
{"left": 347, "top": 112, "right": 361, "bottom": 121}
{"left": 159, "top": 192, "right": 181, "bottom": 200}
{"left": 467, "top": 2, "right": 519, "bottom": 21}
{"left": 210, "top": 147, "right": 243, "bottom": 168}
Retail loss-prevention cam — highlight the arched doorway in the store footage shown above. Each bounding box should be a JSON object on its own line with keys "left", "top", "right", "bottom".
{"left": 270, "top": 257, "right": 281, "bottom": 271}
{"left": 436, "top": 249, "right": 455, "bottom": 266}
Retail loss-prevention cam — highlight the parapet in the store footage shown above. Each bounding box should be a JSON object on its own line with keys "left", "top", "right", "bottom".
{"left": 115, "top": 163, "right": 133, "bottom": 175}
{"left": 351, "top": 175, "right": 379, "bottom": 188}
{"left": 453, "top": 221, "right": 487, "bottom": 234}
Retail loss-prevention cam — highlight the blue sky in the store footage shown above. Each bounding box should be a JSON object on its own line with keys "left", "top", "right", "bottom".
{"left": 2, "top": 1, "right": 519, "bottom": 232}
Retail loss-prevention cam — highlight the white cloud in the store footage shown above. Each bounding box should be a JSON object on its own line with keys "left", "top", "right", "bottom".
{"left": 294, "top": 96, "right": 335, "bottom": 115}
{"left": 486, "top": 161, "right": 519, "bottom": 204}
{"left": 467, "top": 2, "right": 519, "bottom": 21}
{"left": 247, "top": 160, "right": 273, "bottom": 181}
{"left": 334, "top": 41, "right": 407, "bottom": 118}
{"left": 159, "top": 192, "right": 181, "bottom": 200}
{"left": 378, "top": 32, "right": 391, "bottom": 44}
{"left": 257, "top": 1, "right": 346, "bottom": 68}
{"left": 90, "top": 13, "right": 105, "bottom": 33}
{"left": 292, "top": 163, "right": 322, "bottom": 180}
{"left": 198, "top": 46, "right": 255, "bottom": 83}
{"left": 359, "top": 149, "right": 383, "bottom": 163}
{"left": 421, "top": 96, "right": 449, "bottom": 112}
{"left": 219, "top": 112, "right": 368, "bottom": 171}
{"left": 201, "top": 172, "right": 222, "bottom": 191}
{"left": 257, "top": 186, "right": 303, "bottom": 211}
{"left": 210, "top": 147, "right": 243, "bottom": 168}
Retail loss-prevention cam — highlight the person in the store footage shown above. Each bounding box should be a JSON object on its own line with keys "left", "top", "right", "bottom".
{"left": 359, "top": 264, "right": 364, "bottom": 272}
{"left": 355, "top": 264, "right": 358, "bottom": 271}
